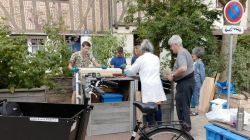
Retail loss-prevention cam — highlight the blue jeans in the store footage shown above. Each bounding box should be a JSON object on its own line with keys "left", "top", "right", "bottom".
{"left": 146, "top": 105, "right": 162, "bottom": 125}
{"left": 192, "top": 84, "right": 201, "bottom": 106}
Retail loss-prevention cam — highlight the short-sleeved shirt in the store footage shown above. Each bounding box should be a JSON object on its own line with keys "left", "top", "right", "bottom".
{"left": 69, "top": 51, "right": 95, "bottom": 68}
{"left": 173, "top": 48, "right": 193, "bottom": 81}
{"left": 110, "top": 56, "right": 126, "bottom": 68}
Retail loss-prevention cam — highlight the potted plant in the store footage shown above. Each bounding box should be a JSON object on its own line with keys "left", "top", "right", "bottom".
{"left": 0, "top": 19, "right": 71, "bottom": 103}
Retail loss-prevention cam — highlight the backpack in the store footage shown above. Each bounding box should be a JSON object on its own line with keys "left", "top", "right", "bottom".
{"left": 0, "top": 100, "right": 23, "bottom": 116}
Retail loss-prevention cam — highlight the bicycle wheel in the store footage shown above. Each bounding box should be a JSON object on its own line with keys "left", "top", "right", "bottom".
{"left": 139, "top": 127, "right": 193, "bottom": 140}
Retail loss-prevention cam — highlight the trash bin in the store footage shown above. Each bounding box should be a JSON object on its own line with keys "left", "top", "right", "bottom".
{"left": 0, "top": 102, "right": 92, "bottom": 140}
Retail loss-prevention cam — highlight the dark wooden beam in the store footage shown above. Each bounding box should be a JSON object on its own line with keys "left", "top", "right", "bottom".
{"left": 19, "top": 0, "right": 26, "bottom": 30}
{"left": 32, "top": 0, "right": 39, "bottom": 29}
{"left": 100, "top": 0, "right": 104, "bottom": 31}
{"left": 92, "top": 0, "right": 96, "bottom": 32}
{"left": 78, "top": 0, "right": 83, "bottom": 29}
{"left": 0, "top": 1, "right": 19, "bottom": 29}
{"left": 69, "top": 0, "right": 74, "bottom": 30}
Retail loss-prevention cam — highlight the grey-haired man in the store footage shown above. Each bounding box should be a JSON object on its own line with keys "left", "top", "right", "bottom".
{"left": 167, "top": 35, "right": 194, "bottom": 132}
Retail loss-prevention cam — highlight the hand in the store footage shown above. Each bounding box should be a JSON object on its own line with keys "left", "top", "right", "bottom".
{"left": 120, "top": 64, "right": 126, "bottom": 69}
{"left": 101, "top": 65, "right": 108, "bottom": 69}
{"left": 124, "top": 70, "right": 129, "bottom": 76}
{"left": 167, "top": 74, "right": 174, "bottom": 81}
{"left": 71, "top": 67, "right": 79, "bottom": 73}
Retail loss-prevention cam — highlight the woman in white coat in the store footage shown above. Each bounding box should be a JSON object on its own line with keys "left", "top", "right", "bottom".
{"left": 126, "top": 39, "right": 167, "bottom": 123}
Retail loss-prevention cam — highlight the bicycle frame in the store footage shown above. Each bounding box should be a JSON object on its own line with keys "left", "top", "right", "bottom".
{"left": 131, "top": 120, "right": 194, "bottom": 140}
{"left": 131, "top": 102, "right": 194, "bottom": 140}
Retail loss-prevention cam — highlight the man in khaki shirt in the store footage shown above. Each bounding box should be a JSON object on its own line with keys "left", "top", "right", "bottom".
{"left": 68, "top": 41, "right": 100, "bottom": 104}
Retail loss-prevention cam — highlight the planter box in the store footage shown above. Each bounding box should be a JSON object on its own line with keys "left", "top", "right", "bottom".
{"left": 0, "top": 88, "right": 46, "bottom": 102}
{"left": 46, "top": 77, "right": 72, "bottom": 104}
{"left": 0, "top": 77, "right": 73, "bottom": 103}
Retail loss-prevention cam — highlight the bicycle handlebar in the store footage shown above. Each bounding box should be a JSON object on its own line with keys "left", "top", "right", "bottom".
{"left": 93, "top": 87, "right": 105, "bottom": 94}
{"left": 86, "top": 78, "right": 118, "bottom": 95}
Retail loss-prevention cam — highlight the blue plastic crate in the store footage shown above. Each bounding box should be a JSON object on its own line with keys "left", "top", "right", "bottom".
{"left": 223, "top": 131, "right": 248, "bottom": 140}
{"left": 100, "top": 93, "right": 123, "bottom": 103}
{"left": 204, "top": 124, "right": 227, "bottom": 140}
{"left": 205, "top": 124, "right": 249, "bottom": 140}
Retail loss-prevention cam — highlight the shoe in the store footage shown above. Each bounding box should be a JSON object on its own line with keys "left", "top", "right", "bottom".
{"left": 181, "top": 123, "right": 192, "bottom": 132}
{"left": 190, "top": 112, "right": 198, "bottom": 116}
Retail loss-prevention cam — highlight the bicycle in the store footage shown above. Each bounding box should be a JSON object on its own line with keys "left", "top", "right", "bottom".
{"left": 131, "top": 101, "right": 194, "bottom": 140}
{"left": 79, "top": 73, "right": 194, "bottom": 140}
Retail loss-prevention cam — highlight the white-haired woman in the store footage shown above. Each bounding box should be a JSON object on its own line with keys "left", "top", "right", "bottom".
{"left": 126, "top": 39, "right": 167, "bottom": 124}
{"left": 190, "top": 47, "right": 205, "bottom": 116}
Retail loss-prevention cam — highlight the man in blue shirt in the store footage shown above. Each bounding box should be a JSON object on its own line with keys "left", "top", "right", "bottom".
{"left": 110, "top": 47, "right": 126, "bottom": 68}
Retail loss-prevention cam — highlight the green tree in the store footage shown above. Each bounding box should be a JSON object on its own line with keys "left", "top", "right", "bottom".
{"left": 91, "top": 32, "right": 125, "bottom": 65}
{"left": 126, "top": 0, "right": 221, "bottom": 76}
{"left": 0, "top": 23, "right": 28, "bottom": 91}
{"left": 42, "top": 19, "right": 71, "bottom": 77}
{"left": 232, "top": 33, "right": 250, "bottom": 92}
{"left": 0, "top": 19, "right": 71, "bottom": 92}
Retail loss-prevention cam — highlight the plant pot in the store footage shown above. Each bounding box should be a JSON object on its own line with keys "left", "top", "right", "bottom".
{"left": 0, "top": 77, "right": 73, "bottom": 104}
{"left": 0, "top": 88, "right": 46, "bottom": 102}
{"left": 45, "top": 77, "right": 72, "bottom": 104}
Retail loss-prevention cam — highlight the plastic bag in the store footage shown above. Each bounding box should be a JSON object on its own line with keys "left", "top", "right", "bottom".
{"left": 216, "top": 80, "right": 234, "bottom": 95}
{"left": 206, "top": 108, "right": 250, "bottom": 125}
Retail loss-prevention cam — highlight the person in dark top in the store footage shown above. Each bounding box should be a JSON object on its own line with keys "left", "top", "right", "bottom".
{"left": 167, "top": 35, "right": 195, "bottom": 132}
{"left": 110, "top": 47, "right": 126, "bottom": 68}
{"left": 131, "top": 45, "right": 140, "bottom": 65}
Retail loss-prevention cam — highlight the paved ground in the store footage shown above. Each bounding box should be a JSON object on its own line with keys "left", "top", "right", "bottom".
{"left": 86, "top": 109, "right": 209, "bottom": 140}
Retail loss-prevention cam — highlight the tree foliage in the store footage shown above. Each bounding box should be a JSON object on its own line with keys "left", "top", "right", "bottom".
{"left": 91, "top": 32, "right": 125, "bottom": 65}
{"left": 0, "top": 19, "right": 71, "bottom": 92}
{"left": 232, "top": 34, "right": 250, "bottom": 92}
{"left": 0, "top": 23, "right": 28, "bottom": 91}
{"left": 126, "top": 0, "right": 222, "bottom": 76}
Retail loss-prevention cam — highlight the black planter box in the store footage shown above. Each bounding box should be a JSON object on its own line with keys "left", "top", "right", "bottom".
{"left": 0, "top": 102, "right": 91, "bottom": 140}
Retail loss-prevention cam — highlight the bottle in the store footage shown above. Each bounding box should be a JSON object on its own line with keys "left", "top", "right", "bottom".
{"left": 236, "top": 107, "right": 244, "bottom": 131}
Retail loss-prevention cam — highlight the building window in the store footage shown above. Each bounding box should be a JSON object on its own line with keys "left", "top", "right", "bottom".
{"left": 65, "top": 35, "right": 81, "bottom": 52}
{"left": 28, "top": 37, "right": 46, "bottom": 53}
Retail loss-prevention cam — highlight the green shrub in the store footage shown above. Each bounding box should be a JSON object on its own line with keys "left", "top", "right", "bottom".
{"left": 0, "top": 20, "right": 71, "bottom": 92}
{"left": 91, "top": 32, "right": 125, "bottom": 65}
{"left": 232, "top": 34, "right": 250, "bottom": 92}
